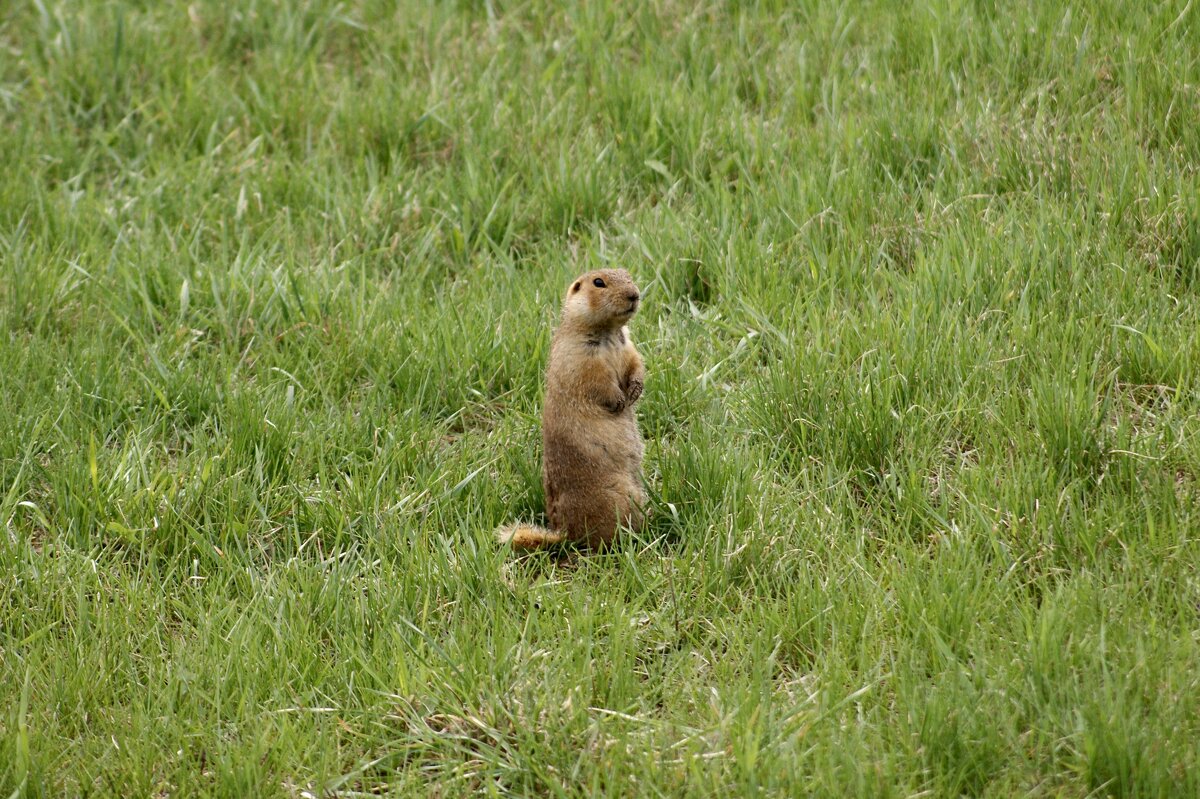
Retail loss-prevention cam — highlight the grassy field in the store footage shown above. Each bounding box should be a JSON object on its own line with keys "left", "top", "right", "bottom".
{"left": 2, "top": 0, "right": 1200, "bottom": 795}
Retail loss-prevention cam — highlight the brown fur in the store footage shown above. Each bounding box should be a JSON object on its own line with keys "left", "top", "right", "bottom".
{"left": 496, "top": 523, "right": 566, "bottom": 549}
{"left": 497, "top": 269, "right": 647, "bottom": 550}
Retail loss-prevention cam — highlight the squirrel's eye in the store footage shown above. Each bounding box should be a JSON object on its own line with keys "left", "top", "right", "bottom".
{"left": 593, "top": 278, "right": 606, "bottom": 288}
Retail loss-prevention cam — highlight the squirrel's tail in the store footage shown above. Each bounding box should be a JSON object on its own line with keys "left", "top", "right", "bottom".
{"left": 496, "top": 523, "right": 566, "bottom": 550}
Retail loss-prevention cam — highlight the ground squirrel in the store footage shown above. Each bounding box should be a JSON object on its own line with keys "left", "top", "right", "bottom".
{"left": 497, "top": 269, "right": 647, "bottom": 549}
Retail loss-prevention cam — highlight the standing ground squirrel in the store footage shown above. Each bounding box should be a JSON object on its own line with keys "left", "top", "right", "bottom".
{"left": 497, "top": 269, "right": 647, "bottom": 549}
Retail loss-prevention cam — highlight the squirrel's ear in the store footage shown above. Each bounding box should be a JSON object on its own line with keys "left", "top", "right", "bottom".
{"left": 572, "top": 282, "right": 581, "bottom": 293}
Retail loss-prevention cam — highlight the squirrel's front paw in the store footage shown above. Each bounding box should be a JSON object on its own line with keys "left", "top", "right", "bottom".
{"left": 625, "top": 378, "right": 644, "bottom": 405}
{"left": 605, "top": 396, "right": 627, "bottom": 414}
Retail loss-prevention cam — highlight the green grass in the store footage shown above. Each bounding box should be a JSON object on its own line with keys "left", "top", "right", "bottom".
{"left": 2, "top": 0, "right": 1199, "bottom": 795}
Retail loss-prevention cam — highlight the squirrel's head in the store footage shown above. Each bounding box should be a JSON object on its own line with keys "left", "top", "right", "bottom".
{"left": 562, "top": 269, "right": 641, "bottom": 331}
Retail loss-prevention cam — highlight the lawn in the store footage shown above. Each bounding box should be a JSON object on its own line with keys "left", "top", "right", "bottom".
{"left": 2, "top": 0, "right": 1200, "bottom": 795}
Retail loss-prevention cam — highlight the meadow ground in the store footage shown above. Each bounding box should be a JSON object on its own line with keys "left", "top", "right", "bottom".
{"left": 2, "top": 1, "right": 1200, "bottom": 796}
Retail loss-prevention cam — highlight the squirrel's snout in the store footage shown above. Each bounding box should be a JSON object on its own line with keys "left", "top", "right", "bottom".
{"left": 627, "top": 291, "right": 640, "bottom": 302}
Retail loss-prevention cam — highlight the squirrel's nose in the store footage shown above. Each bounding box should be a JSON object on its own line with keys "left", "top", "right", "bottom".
{"left": 627, "top": 291, "right": 640, "bottom": 302}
